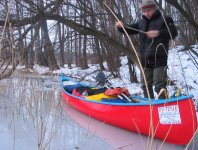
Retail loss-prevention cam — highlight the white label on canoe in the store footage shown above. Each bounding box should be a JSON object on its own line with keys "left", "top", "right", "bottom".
{"left": 63, "top": 81, "right": 77, "bottom": 86}
{"left": 158, "top": 105, "right": 181, "bottom": 124}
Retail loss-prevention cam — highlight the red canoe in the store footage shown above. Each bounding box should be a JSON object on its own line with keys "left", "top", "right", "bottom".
{"left": 60, "top": 74, "right": 197, "bottom": 145}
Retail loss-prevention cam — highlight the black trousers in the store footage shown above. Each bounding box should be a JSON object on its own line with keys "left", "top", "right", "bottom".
{"left": 141, "top": 66, "right": 168, "bottom": 99}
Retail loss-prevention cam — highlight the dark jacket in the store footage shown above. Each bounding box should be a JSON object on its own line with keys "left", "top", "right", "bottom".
{"left": 118, "top": 10, "right": 178, "bottom": 68}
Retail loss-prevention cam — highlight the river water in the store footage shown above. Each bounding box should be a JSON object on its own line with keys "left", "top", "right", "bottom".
{"left": 0, "top": 73, "right": 112, "bottom": 150}
{"left": 0, "top": 73, "right": 197, "bottom": 150}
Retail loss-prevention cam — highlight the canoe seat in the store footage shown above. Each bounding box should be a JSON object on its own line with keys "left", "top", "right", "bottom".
{"left": 101, "top": 98, "right": 126, "bottom": 103}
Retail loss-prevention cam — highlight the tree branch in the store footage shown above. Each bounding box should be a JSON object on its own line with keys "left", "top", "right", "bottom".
{"left": 165, "top": 0, "right": 198, "bottom": 30}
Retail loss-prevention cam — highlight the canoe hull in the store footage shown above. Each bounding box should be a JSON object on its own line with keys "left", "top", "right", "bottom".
{"left": 61, "top": 76, "right": 197, "bottom": 145}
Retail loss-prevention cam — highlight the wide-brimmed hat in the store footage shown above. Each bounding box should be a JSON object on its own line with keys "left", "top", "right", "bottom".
{"left": 139, "top": 0, "right": 156, "bottom": 11}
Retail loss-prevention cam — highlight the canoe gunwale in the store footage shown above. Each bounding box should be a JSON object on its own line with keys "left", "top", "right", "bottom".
{"left": 60, "top": 74, "right": 194, "bottom": 106}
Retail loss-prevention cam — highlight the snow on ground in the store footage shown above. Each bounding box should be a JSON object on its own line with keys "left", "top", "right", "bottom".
{"left": 168, "top": 46, "right": 198, "bottom": 99}
{"left": 15, "top": 45, "right": 198, "bottom": 109}
{"left": 51, "top": 45, "right": 198, "bottom": 101}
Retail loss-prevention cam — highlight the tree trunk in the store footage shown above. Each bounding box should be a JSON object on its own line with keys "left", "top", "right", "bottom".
{"left": 94, "top": 38, "right": 105, "bottom": 70}
{"left": 41, "top": 20, "right": 59, "bottom": 70}
{"left": 128, "top": 57, "right": 138, "bottom": 83}
{"left": 58, "top": 22, "right": 65, "bottom": 67}
{"left": 82, "top": 35, "right": 88, "bottom": 69}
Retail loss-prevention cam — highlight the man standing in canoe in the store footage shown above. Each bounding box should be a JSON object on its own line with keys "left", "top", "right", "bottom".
{"left": 115, "top": 0, "right": 177, "bottom": 99}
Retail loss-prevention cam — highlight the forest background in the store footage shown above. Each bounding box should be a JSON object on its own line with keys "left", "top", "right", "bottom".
{"left": 0, "top": 1, "right": 198, "bottom": 149}
{"left": 0, "top": 0, "right": 198, "bottom": 84}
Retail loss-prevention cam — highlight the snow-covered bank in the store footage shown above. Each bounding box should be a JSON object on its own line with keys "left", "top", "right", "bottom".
{"left": 47, "top": 45, "right": 198, "bottom": 101}
{"left": 168, "top": 46, "right": 198, "bottom": 100}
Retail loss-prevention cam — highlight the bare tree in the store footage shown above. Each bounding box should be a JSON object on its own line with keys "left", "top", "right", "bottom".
{"left": 0, "top": 0, "right": 197, "bottom": 82}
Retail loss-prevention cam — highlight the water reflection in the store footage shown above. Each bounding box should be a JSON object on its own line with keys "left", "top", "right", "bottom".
{"left": 62, "top": 100, "right": 188, "bottom": 150}
{"left": 0, "top": 74, "right": 111, "bottom": 150}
